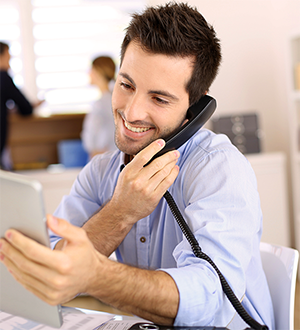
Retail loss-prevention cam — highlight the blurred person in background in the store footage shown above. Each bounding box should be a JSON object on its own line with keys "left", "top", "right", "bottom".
{"left": 0, "top": 41, "right": 43, "bottom": 170}
{"left": 81, "top": 56, "right": 117, "bottom": 159}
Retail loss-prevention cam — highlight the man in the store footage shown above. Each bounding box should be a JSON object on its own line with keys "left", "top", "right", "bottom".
{"left": 0, "top": 42, "right": 43, "bottom": 169}
{"left": 0, "top": 3, "right": 274, "bottom": 329}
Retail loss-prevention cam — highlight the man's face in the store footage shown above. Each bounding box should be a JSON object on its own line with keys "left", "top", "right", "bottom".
{"left": 112, "top": 42, "right": 193, "bottom": 156}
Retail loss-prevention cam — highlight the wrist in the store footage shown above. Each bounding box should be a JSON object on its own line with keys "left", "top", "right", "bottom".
{"left": 86, "top": 254, "right": 119, "bottom": 299}
{"left": 105, "top": 198, "right": 139, "bottom": 228}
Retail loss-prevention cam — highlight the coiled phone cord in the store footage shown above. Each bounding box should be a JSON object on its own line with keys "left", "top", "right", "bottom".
{"left": 163, "top": 190, "right": 269, "bottom": 330}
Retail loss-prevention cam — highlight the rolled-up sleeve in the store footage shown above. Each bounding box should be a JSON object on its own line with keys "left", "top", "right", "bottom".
{"left": 162, "top": 260, "right": 223, "bottom": 326}
{"left": 49, "top": 153, "right": 119, "bottom": 249}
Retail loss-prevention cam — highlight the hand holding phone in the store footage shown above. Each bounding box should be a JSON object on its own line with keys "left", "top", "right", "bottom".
{"left": 146, "top": 95, "right": 216, "bottom": 165}
{"left": 110, "top": 139, "right": 180, "bottom": 226}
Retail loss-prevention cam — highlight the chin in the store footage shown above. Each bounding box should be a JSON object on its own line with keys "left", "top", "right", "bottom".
{"left": 115, "top": 136, "right": 154, "bottom": 156}
{"left": 116, "top": 143, "right": 144, "bottom": 156}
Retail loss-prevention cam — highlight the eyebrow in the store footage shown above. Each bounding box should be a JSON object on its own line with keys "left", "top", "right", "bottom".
{"left": 119, "top": 72, "right": 180, "bottom": 102}
{"left": 119, "top": 72, "right": 136, "bottom": 87}
{"left": 149, "top": 89, "right": 180, "bottom": 102}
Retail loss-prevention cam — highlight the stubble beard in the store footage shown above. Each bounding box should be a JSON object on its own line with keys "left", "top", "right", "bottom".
{"left": 114, "top": 126, "right": 175, "bottom": 157}
{"left": 113, "top": 109, "right": 187, "bottom": 157}
{"left": 114, "top": 130, "right": 157, "bottom": 156}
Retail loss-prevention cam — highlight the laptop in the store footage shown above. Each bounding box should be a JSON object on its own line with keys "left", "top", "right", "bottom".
{"left": 0, "top": 170, "right": 63, "bottom": 328}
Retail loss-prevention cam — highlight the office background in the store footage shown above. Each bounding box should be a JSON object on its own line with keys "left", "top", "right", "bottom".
{"left": 0, "top": 0, "right": 299, "bottom": 257}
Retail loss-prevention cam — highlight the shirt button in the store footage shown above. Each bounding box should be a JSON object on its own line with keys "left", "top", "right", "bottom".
{"left": 140, "top": 236, "right": 146, "bottom": 243}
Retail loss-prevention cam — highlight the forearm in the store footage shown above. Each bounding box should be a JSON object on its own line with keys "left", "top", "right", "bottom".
{"left": 82, "top": 201, "right": 135, "bottom": 256}
{"left": 89, "top": 258, "right": 179, "bottom": 325}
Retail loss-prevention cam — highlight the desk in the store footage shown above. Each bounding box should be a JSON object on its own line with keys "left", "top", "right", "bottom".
{"left": 7, "top": 112, "right": 85, "bottom": 170}
{"left": 63, "top": 295, "right": 150, "bottom": 328}
{"left": 63, "top": 295, "right": 132, "bottom": 317}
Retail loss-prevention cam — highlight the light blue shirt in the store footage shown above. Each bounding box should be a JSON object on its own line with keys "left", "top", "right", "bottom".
{"left": 51, "top": 128, "right": 274, "bottom": 329}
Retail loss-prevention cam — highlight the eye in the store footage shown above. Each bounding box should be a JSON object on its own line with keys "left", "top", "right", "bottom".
{"left": 120, "top": 81, "right": 133, "bottom": 90}
{"left": 153, "top": 96, "right": 169, "bottom": 105}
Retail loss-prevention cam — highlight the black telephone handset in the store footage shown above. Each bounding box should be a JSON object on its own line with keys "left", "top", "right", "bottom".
{"left": 146, "top": 95, "right": 216, "bottom": 165}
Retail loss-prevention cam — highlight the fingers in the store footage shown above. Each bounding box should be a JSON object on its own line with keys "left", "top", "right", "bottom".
{"left": 145, "top": 156, "right": 179, "bottom": 194}
{"left": 46, "top": 215, "right": 88, "bottom": 246}
{"left": 0, "top": 245, "right": 73, "bottom": 305}
{"left": 0, "top": 235, "right": 65, "bottom": 297}
{"left": 129, "top": 139, "right": 180, "bottom": 179}
{"left": 136, "top": 140, "right": 180, "bottom": 191}
{"left": 119, "top": 139, "right": 180, "bottom": 200}
{"left": 0, "top": 246, "right": 51, "bottom": 288}
{"left": 154, "top": 163, "right": 180, "bottom": 195}
{"left": 0, "top": 216, "right": 88, "bottom": 270}
{"left": 0, "top": 217, "right": 100, "bottom": 306}
{"left": 147, "top": 150, "right": 179, "bottom": 180}
{"left": 0, "top": 232, "right": 67, "bottom": 279}
{"left": 0, "top": 230, "right": 59, "bottom": 268}
{"left": 130, "top": 139, "right": 166, "bottom": 169}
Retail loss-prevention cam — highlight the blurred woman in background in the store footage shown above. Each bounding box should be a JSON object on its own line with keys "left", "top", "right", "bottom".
{"left": 81, "top": 56, "right": 117, "bottom": 159}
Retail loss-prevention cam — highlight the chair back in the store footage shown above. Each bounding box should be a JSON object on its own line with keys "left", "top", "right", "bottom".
{"left": 260, "top": 242, "right": 299, "bottom": 330}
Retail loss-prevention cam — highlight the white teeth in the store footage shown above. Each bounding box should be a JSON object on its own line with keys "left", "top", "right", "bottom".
{"left": 124, "top": 120, "right": 151, "bottom": 133}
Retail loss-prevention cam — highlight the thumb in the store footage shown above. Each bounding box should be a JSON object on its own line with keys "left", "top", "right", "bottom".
{"left": 47, "top": 215, "right": 86, "bottom": 244}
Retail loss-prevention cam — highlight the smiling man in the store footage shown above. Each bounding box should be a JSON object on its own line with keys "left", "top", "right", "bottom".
{"left": 113, "top": 42, "right": 191, "bottom": 157}
{"left": 0, "top": 3, "right": 274, "bottom": 329}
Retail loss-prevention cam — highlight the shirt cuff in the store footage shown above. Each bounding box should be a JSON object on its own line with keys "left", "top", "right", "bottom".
{"left": 160, "top": 263, "right": 223, "bottom": 326}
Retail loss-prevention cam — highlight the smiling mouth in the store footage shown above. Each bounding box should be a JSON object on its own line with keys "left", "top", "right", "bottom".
{"left": 124, "top": 120, "right": 152, "bottom": 133}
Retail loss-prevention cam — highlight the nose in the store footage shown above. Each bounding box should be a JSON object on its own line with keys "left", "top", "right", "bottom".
{"left": 124, "top": 92, "right": 148, "bottom": 124}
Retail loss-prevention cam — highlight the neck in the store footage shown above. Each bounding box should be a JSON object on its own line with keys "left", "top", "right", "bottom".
{"left": 124, "top": 154, "right": 133, "bottom": 165}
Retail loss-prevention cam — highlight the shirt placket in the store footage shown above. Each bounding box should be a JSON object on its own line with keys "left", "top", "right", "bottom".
{"left": 136, "top": 216, "right": 150, "bottom": 268}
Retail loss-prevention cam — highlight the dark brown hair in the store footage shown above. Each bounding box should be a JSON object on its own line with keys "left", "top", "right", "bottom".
{"left": 120, "top": 2, "right": 221, "bottom": 105}
{"left": 0, "top": 42, "right": 9, "bottom": 56}
{"left": 92, "top": 56, "right": 116, "bottom": 82}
